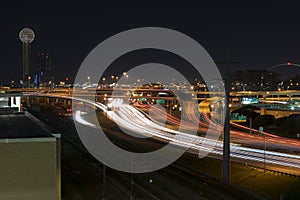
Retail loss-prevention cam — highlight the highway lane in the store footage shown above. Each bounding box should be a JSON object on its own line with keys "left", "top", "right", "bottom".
{"left": 33, "top": 106, "right": 263, "bottom": 200}
{"left": 72, "top": 99, "right": 300, "bottom": 174}
{"left": 140, "top": 102, "right": 300, "bottom": 151}
{"left": 198, "top": 101, "right": 300, "bottom": 150}
{"left": 29, "top": 94, "right": 300, "bottom": 174}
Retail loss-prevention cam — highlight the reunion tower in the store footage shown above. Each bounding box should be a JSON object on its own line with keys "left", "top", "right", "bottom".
{"left": 19, "top": 27, "right": 35, "bottom": 86}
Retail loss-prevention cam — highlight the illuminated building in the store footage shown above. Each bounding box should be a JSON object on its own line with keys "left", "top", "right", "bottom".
{"left": 37, "top": 53, "right": 54, "bottom": 87}
{"left": 19, "top": 28, "right": 35, "bottom": 87}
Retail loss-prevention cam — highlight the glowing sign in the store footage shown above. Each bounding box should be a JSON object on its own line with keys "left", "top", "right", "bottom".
{"left": 242, "top": 97, "right": 259, "bottom": 105}
{"left": 230, "top": 113, "right": 247, "bottom": 122}
{"left": 156, "top": 99, "right": 165, "bottom": 104}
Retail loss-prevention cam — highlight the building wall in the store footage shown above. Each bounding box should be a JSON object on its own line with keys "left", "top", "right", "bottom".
{"left": 0, "top": 137, "right": 60, "bottom": 200}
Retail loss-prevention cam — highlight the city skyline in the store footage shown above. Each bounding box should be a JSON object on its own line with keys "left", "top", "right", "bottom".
{"left": 1, "top": 2, "right": 300, "bottom": 199}
{"left": 1, "top": 1, "right": 300, "bottom": 84}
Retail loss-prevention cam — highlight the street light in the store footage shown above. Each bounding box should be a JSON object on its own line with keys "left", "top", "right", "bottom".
{"left": 28, "top": 76, "right": 31, "bottom": 88}
{"left": 111, "top": 75, "right": 115, "bottom": 83}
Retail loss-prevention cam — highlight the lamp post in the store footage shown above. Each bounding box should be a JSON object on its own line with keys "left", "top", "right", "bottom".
{"left": 249, "top": 116, "right": 252, "bottom": 134}
{"left": 264, "top": 134, "right": 267, "bottom": 172}
{"left": 87, "top": 76, "right": 91, "bottom": 86}
{"left": 28, "top": 76, "right": 31, "bottom": 88}
{"left": 102, "top": 164, "right": 106, "bottom": 200}
{"left": 258, "top": 126, "right": 266, "bottom": 171}
{"left": 111, "top": 75, "right": 115, "bottom": 84}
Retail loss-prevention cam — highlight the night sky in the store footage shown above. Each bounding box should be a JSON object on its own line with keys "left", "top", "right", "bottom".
{"left": 1, "top": 1, "right": 300, "bottom": 84}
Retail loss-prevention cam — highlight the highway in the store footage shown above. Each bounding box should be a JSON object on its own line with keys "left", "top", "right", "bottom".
{"left": 28, "top": 94, "right": 264, "bottom": 199}
{"left": 138, "top": 100, "right": 300, "bottom": 151}
{"left": 25, "top": 92, "right": 300, "bottom": 175}
{"left": 71, "top": 97, "right": 300, "bottom": 174}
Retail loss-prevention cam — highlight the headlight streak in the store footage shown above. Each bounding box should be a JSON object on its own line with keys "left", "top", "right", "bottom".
{"left": 34, "top": 94, "right": 300, "bottom": 170}
{"left": 102, "top": 100, "right": 300, "bottom": 169}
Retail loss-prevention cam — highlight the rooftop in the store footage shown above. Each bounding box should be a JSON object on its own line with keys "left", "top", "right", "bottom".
{"left": 0, "top": 113, "right": 52, "bottom": 139}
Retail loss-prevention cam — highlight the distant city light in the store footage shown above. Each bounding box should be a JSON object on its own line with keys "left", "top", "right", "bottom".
{"left": 291, "top": 106, "right": 295, "bottom": 110}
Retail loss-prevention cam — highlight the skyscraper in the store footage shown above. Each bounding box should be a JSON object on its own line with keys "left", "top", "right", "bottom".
{"left": 38, "top": 53, "right": 54, "bottom": 88}
{"left": 19, "top": 28, "right": 35, "bottom": 87}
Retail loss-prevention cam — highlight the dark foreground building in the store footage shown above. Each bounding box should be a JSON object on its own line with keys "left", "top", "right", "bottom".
{"left": 0, "top": 106, "right": 61, "bottom": 200}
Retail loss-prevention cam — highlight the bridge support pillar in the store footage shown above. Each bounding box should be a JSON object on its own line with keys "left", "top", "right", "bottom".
{"left": 46, "top": 97, "right": 50, "bottom": 105}
{"left": 63, "top": 100, "right": 67, "bottom": 108}
{"left": 260, "top": 107, "right": 266, "bottom": 115}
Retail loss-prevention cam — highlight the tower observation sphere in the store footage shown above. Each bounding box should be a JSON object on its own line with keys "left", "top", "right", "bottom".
{"left": 19, "top": 28, "right": 35, "bottom": 43}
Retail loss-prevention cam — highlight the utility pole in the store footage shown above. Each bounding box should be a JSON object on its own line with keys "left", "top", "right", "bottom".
{"left": 102, "top": 164, "right": 106, "bottom": 200}
{"left": 222, "top": 50, "right": 233, "bottom": 184}
{"left": 222, "top": 74, "right": 231, "bottom": 184}
{"left": 216, "top": 51, "right": 242, "bottom": 184}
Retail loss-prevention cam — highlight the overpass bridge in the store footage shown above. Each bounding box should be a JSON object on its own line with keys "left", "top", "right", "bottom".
{"left": 1, "top": 89, "right": 300, "bottom": 176}
{"left": 3, "top": 87, "right": 300, "bottom": 98}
